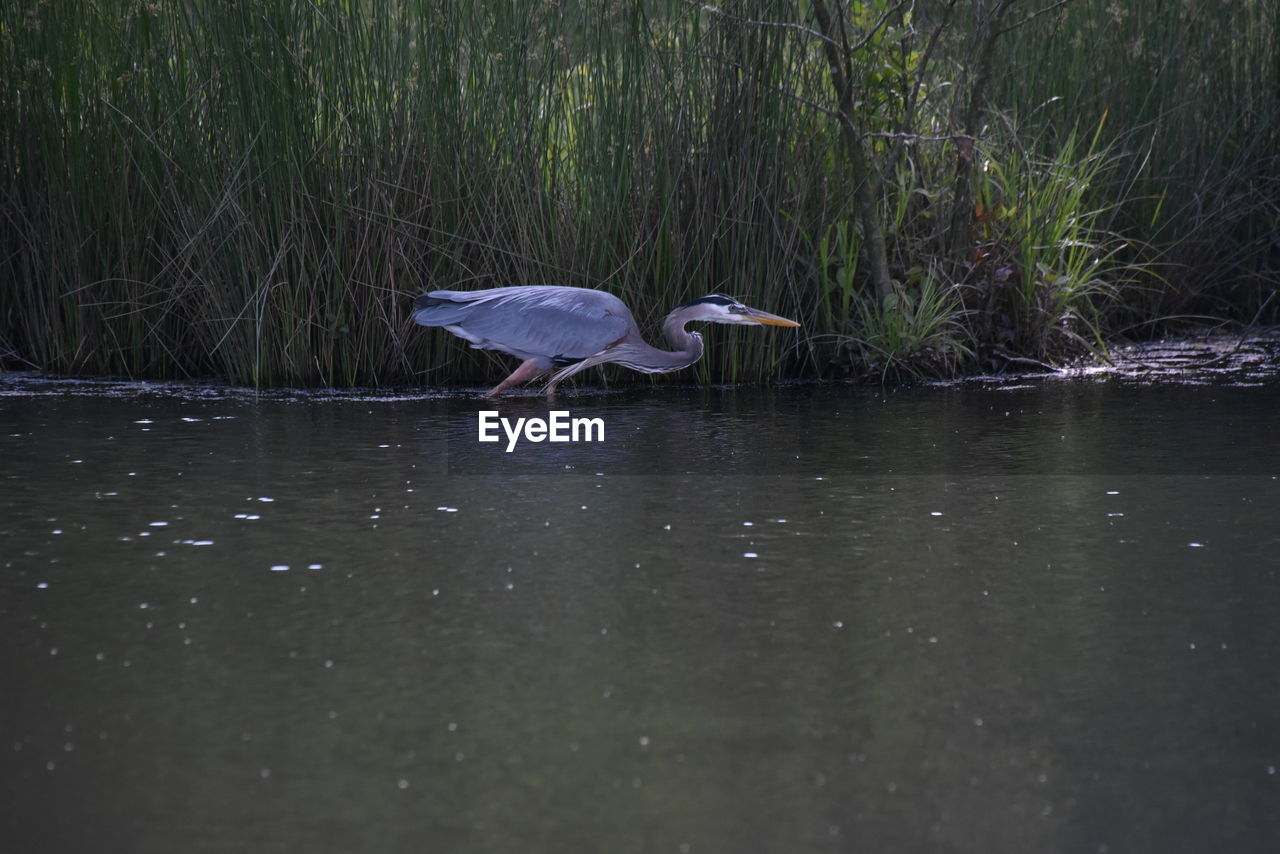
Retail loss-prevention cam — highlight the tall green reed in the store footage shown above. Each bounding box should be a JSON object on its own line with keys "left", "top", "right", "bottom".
{"left": 1, "top": 1, "right": 1273, "bottom": 388}
{"left": 2, "top": 0, "right": 834, "bottom": 386}
{"left": 988, "top": 0, "right": 1279, "bottom": 321}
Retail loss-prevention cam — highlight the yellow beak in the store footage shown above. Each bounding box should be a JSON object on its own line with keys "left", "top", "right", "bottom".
{"left": 743, "top": 307, "right": 801, "bottom": 327}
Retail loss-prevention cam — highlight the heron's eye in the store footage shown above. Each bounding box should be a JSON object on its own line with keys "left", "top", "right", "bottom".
{"left": 728, "top": 305, "right": 744, "bottom": 313}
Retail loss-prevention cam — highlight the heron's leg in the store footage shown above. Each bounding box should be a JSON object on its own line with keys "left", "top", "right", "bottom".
{"left": 544, "top": 356, "right": 600, "bottom": 397}
{"left": 486, "top": 358, "right": 546, "bottom": 397}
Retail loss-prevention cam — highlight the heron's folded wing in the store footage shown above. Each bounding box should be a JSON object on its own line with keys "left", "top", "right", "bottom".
{"left": 415, "top": 287, "right": 634, "bottom": 362}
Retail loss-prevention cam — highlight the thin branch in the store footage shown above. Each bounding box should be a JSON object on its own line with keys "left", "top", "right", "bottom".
{"left": 716, "top": 70, "right": 969, "bottom": 140}
{"left": 847, "top": 0, "right": 912, "bottom": 55}
{"left": 686, "top": 0, "right": 910, "bottom": 58}
{"left": 1000, "top": 0, "right": 1075, "bottom": 35}
{"left": 890, "top": 0, "right": 960, "bottom": 170}
{"left": 993, "top": 347, "right": 1059, "bottom": 371}
{"left": 867, "top": 131, "right": 976, "bottom": 143}
{"left": 780, "top": 89, "right": 846, "bottom": 121}
{"left": 811, "top": 0, "right": 896, "bottom": 305}
{"left": 684, "top": 1, "right": 844, "bottom": 52}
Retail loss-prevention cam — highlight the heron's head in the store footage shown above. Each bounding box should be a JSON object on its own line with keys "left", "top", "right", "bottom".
{"left": 672, "top": 295, "right": 801, "bottom": 328}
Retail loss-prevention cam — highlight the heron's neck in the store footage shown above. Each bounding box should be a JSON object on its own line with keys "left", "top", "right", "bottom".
{"left": 643, "top": 312, "right": 703, "bottom": 371}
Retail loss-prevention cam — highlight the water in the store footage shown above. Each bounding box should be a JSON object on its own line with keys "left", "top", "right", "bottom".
{"left": 2, "top": 372, "right": 1279, "bottom": 853}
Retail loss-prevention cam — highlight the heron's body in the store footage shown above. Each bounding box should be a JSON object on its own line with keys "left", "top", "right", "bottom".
{"left": 413, "top": 285, "right": 798, "bottom": 396}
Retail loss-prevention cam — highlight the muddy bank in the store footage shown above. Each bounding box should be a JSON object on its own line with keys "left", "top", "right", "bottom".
{"left": 1080, "top": 327, "right": 1280, "bottom": 385}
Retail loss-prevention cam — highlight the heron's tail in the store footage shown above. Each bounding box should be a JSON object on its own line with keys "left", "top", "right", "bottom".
{"left": 412, "top": 291, "right": 473, "bottom": 327}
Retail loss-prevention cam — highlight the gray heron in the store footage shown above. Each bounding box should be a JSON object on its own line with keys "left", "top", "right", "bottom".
{"left": 413, "top": 285, "right": 800, "bottom": 396}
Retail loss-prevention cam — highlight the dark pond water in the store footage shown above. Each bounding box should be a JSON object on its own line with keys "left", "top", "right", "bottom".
{"left": 2, "top": 371, "right": 1279, "bottom": 853}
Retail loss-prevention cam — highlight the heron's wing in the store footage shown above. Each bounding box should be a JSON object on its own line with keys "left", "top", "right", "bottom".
{"left": 413, "top": 286, "right": 636, "bottom": 364}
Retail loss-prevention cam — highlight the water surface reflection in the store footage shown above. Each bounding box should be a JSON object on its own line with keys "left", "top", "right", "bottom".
{"left": 2, "top": 374, "right": 1278, "bottom": 853}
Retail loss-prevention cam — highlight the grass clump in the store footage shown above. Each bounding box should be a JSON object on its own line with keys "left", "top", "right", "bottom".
{"left": 849, "top": 269, "right": 974, "bottom": 381}
{"left": 960, "top": 118, "right": 1139, "bottom": 363}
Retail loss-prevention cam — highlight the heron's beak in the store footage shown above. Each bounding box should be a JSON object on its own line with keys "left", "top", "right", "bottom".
{"left": 743, "top": 307, "right": 801, "bottom": 327}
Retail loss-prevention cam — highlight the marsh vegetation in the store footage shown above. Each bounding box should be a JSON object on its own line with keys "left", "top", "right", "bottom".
{"left": 1, "top": 0, "right": 1275, "bottom": 387}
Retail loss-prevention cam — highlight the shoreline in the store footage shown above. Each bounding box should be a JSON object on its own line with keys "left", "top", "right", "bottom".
{"left": 4, "top": 327, "right": 1280, "bottom": 399}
